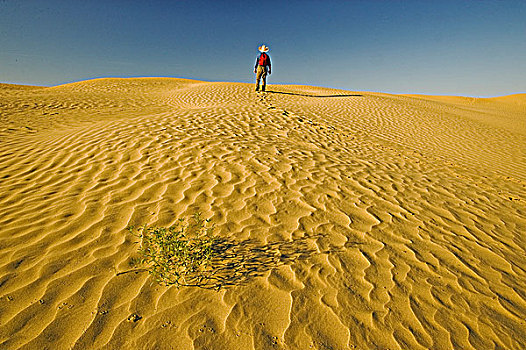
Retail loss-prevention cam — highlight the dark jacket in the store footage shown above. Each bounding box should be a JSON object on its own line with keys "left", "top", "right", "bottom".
{"left": 255, "top": 53, "right": 271, "bottom": 70}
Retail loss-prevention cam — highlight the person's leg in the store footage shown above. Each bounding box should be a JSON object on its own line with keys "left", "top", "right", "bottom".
{"left": 255, "top": 66, "right": 263, "bottom": 91}
{"left": 261, "top": 67, "right": 267, "bottom": 91}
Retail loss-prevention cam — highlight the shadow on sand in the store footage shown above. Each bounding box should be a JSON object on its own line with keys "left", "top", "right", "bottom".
{"left": 267, "top": 91, "right": 362, "bottom": 98}
{"left": 189, "top": 234, "right": 335, "bottom": 290}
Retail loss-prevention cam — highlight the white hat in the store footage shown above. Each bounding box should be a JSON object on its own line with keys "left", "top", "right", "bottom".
{"left": 258, "top": 45, "right": 269, "bottom": 52}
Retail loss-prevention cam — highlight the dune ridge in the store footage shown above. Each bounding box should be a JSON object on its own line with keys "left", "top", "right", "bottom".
{"left": 1, "top": 78, "right": 525, "bottom": 349}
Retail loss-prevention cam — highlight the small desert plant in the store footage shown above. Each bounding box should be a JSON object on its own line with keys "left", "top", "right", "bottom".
{"left": 126, "top": 213, "right": 218, "bottom": 288}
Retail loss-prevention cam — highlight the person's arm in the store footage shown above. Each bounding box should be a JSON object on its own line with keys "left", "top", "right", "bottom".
{"left": 254, "top": 55, "right": 259, "bottom": 73}
{"left": 268, "top": 56, "right": 271, "bottom": 74}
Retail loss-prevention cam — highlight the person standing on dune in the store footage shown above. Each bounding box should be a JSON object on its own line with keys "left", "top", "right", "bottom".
{"left": 254, "top": 44, "right": 271, "bottom": 92}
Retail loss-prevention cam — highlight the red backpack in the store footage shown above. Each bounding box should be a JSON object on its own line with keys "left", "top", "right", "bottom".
{"left": 258, "top": 53, "right": 269, "bottom": 66}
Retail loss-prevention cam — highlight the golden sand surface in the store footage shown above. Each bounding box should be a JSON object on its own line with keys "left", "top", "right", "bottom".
{"left": 0, "top": 78, "right": 525, "bottom": 349}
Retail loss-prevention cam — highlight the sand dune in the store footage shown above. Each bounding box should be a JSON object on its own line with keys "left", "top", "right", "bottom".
{"left": 0, "top": 78, "right": 525, "bottom": 349}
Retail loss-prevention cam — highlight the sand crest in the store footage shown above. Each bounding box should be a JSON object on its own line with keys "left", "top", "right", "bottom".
{"left": 1, "top": 78, "right": 525, "bottom": 349}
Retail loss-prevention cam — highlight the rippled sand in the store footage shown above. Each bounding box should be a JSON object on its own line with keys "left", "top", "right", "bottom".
{"left": 1, "top": 78, "right": 525, "bottom": 349}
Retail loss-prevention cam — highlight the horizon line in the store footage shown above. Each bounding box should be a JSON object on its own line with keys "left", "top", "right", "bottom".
{"left": 1, "top": 75, "right": 524, "bottom": 99}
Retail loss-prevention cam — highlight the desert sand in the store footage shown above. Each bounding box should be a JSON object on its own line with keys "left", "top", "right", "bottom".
{"left": 0, "top": 78, "right": 525, "bottom": 349}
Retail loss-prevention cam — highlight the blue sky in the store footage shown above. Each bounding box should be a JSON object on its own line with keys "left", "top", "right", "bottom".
{"left": 1, "top": 0, "right": 525, "bottom": 96}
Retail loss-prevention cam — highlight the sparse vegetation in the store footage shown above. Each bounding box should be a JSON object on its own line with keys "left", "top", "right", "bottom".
{"left": 126, "top": 213, "right": 218, "bottom": 288}
{"left": 121, "top": 213, "right": 323, "bottom": 290}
